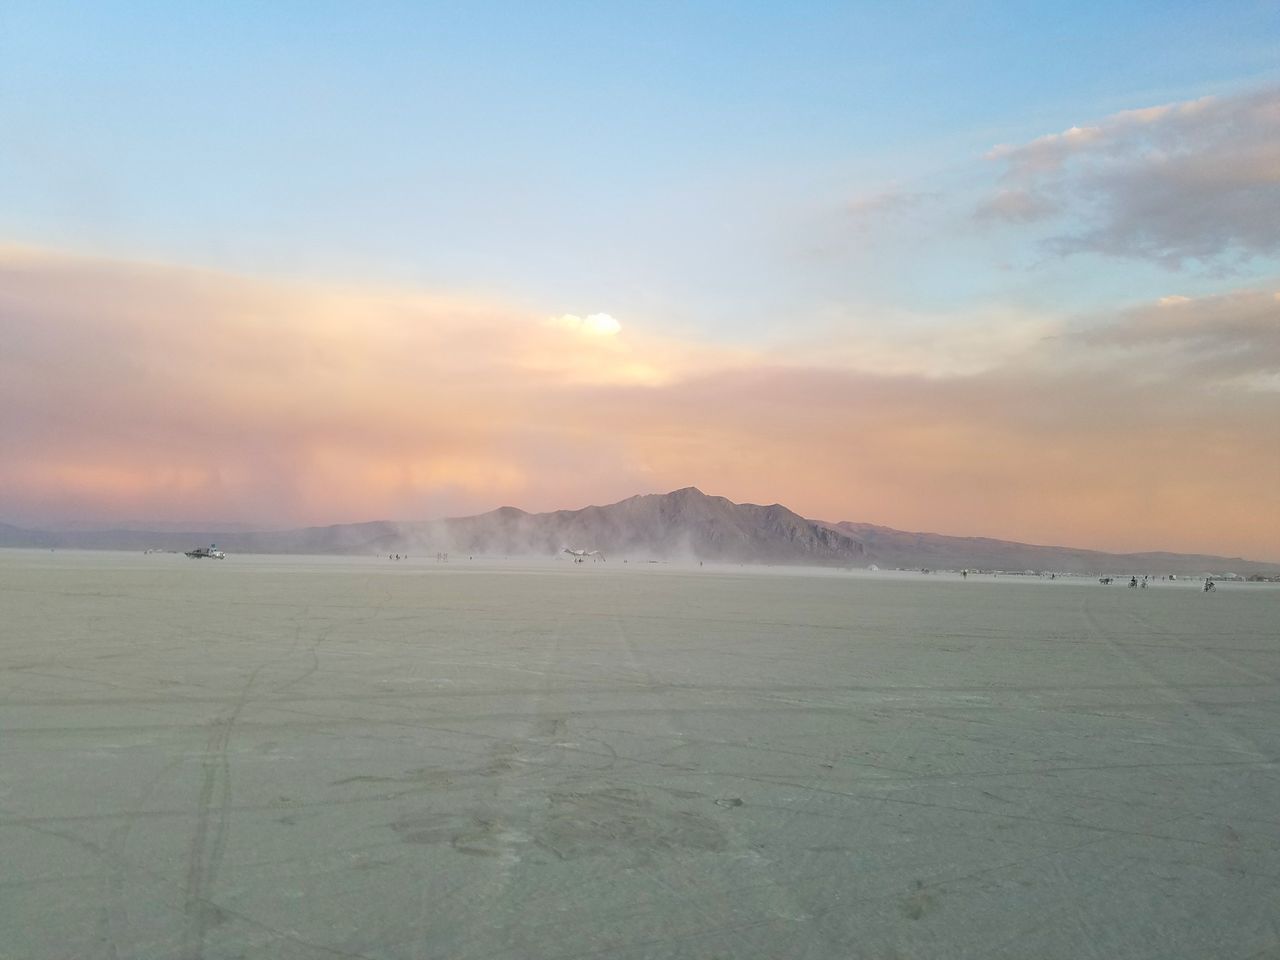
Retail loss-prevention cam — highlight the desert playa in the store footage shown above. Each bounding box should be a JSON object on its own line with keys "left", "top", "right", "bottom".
{"left": 3, "top": 549, "right": 1278, "bottom": 959}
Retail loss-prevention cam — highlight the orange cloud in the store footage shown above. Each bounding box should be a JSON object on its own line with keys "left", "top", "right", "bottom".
{"left": 1, "top": 247, "right": 1276, "bottom": 560}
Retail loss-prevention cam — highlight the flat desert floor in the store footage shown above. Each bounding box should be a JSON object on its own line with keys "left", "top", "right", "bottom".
{"left": 2, "top": 551, "right": 1278, "bottom": 960}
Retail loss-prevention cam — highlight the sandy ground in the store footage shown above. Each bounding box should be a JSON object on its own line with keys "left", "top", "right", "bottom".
{"left": 2, "top": 550, "right": 1278, "bottom": 960}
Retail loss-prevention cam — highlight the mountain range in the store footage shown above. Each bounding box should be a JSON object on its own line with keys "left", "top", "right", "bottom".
{"left": 2, "top": 487, "right": 1276, "bottom": 576}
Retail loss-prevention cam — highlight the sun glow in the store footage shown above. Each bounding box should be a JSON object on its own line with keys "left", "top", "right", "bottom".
{"left": 552, "top": 313, "right": 622, "bottom": 336}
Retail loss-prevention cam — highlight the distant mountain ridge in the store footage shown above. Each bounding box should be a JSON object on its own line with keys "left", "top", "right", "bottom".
{"left": 2, "top": 488, "right": 1276, "bottom": 575}
{"left": 429, "top": 488, "right": 864, "bottom": 564}
{"left": 816, "top": 520, "right": 1278, "bottom": 577}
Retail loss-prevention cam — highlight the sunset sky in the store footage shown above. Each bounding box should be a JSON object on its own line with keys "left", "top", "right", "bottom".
{"left": 2, "top": 2, "right": 1278, "bottom": 559}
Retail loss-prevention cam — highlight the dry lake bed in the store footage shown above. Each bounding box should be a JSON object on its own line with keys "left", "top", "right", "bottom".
{"left": 2, "top": 550, "right": 1278, "bottom": 960}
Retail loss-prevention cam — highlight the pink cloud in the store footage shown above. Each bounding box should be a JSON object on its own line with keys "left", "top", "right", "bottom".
{"left": 1, "top": 248, "right": 1276, "bottom": 560}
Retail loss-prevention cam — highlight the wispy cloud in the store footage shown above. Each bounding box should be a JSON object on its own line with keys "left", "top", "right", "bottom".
{"left": 979, "top": 87, "right": 1280, "bottom": 267}
{"left": 973, "top": 187, "right": 1058, "bottom": 224}
{"left": 846, "top": 187, "right": 938, "bottom": 225}
{"left": 2, "top": 248, "right": 1276, "bottom": 558}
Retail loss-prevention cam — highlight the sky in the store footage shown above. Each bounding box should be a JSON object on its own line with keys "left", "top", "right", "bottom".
{"left": 2, "top": 1, "right": 1278, "bottom": 559}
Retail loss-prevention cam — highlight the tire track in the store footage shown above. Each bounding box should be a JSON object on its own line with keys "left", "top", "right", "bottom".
{"left": 179, "top": 605, "right": 312, "bottom": 960}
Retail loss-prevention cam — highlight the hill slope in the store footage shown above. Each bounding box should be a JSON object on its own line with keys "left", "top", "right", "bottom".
{"left": 822, "top": 520, "right": 1277, "bottom": 576}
